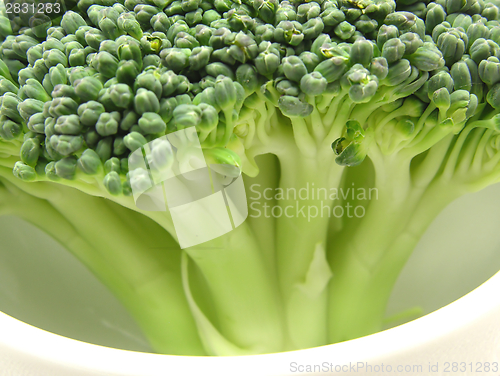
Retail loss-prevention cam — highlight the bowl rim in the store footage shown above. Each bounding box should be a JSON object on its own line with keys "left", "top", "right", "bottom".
{"left": 0, "top": 268, "right": 499, "bottom": 375}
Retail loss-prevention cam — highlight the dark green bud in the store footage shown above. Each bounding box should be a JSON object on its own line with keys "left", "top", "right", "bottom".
{"left": 103, "top": 171, "right": 123, "bottom": 195}
{"left": 214, "top": 76, "right": 237, "bottom": 110}
{"left": 174, "top": 32, "right": 200, "bottom": 49}
{"left": 78, "top": 101, "right": 105, "bottom": 127}
{"left": 20, "top": 138, "right": 41, "bottom": 167}
{"left": 334, "top": 21, "right": 355, "bottom": 40}
{"left": 13, "top": 162, "right": 37, "bottom": 182}
{"left": 332, "top": 120, "right": 366, "bottom": 167}
{"left": 197, "top": 103, "right": 219, "bottom": 132}
{"left": 150, "top": 13, "right": 171, "bottom": 33}
{"left": 160, "top": 47, "right": 191, "bottom": 73}
{"left": 18, "top": 99, "right": 44, "bottom": 122}
{"left": 186, "top": 8, "right": 203, "bottom": 26}
{"left": 314, "top": 56, "right": 349, "bottom": 83}
{"left": 189, "top": 46, "right": 213, "bottom": 70}
{"left": 0, "top": 93, "right": 23, "bottom": 123}
{"left": 275, "top": 2, "right": 296, "bottom": 23}
{"left": 450, "top": 59, "right": 472, "bottom": 91}
{"left": 350, "top": 38, "right": 374, "bottom": 67}
{"left": 253, "top": 0, "right": 278, "bottom": 24}
{"left": 278, "top": 95, "right": 313, "bottom": 117}
{"left": 382, "top": 38, "right": 405, "bottom": 64}
{"left": 113, "top": 137, "right": 128, "bottom": 156}
{"left": 50, "top": 135, "right": 84, "bottom": 156}
{"left": 95, "top": 137, "right": 113, "bottom": 162}
{"left": 44, "top": 161, "right": 59, "bottom": 180}
{"left": 124, "top": 131, "right": 148, "bottom": 151}
{"left": 255, "top": 50, "right": 280, "bottom": 76}
{"left": 341, "top": 65, "right": 379, "bottom": 103}
{"left": 321, "top": 7, "right": 345, "bottom": 28}
{"left": 303, "top": 17, "right": 325, "bottom": 40}
{"left": 54, "top": 157, "right": 78, "bottom": 180}
{"left": 207, "top": 63, "right": 236, "bottom": 81}
{"left": 297, "top": 2, "right": 321, "bottom": 23}
{"left": 283, "top": 56, "right": 308, "bottom": 82}
{"left": 0, "top": 117, "right": 22, "bottom": 140}
{"left": 22, "top": 79, "right": 51, "bottom": 102}
{"left": 77, "top": 149, "right": 102, "bottom": 174}
{"left": 487, "top": 83, "right": 500, "bottom": 109}
{"left": 96, "top": 112, "right": 120, "bottom": 136}
{"left": 68, "top": 49, "right": 87, "bottom": 67}
{"left": 479, "top": 56, "right": 500, "bottom": 86}
{"left": 400, "top": 32, "right": 423, "bottom": 56}
{"left": 255, "top": 24, "right": 275, "bottom": 44}
{"left": 43, "top": 49, "right": 68, "bottom": 69}
{"left": 299, "top": 51, "right": 320, "bottom": 72}
{"left": 467, "top": 22, "right": 490, "bottom": 49}
{"left": 117, "top": 12, "right": 143, "bottom": 39}
{"left": 32, "top": 60, "right": 49, "bottom": 83}
{"left": 0, "top": 78, "right": 17, "bottom": 97}
{"left": 115, "top": 60, "right": 141, "bottom": 86}
{"left": 384, "top": 11, "right": 416, "bottom": 30}
{"left": 18, "top": 68, "right": 37, "bottom": 87}
{"left": 370, "top": 57, "right": 389, "bottom": 80}
{"left": 54, "top": 114, "right": 83, "bottom": 135}
{"left": 61, "top": 11, "right": 87, "bottom": 35}
{"left": 428, "top": 71, "right": 454, "bottom": 99}
{"left": 27, "top": 45, "right": 43, "bottom": 66}
{"left": 117, "top": 111, "right": 136, "bottom": 132}
{"left": 48, "top": 97, "right": 78, "bottom": 117}
{"left": 436, "top": 28, "right": 467, "bottom": 66}
{"left": 274, "top": 21, "right": 304, "bottom": 46}
{"left": 425, "top": 3, "right": 446, "bottom": 34}
{"left": 276, "top": 79, "right": 300, "bottom": 96}
{"left": 194, "top": 24, "right": 213, "bottom": 46}
{"left": 236, "top": 64, "right": 260, "bottom": 93}
{"left": 108, "top": 83, "right": 134, "bottom": 108}
{"left": 300, "top": 72, "right": 327, "bottom": 96}
{"left": 384, "top": 59, "right": 412, "bottom": 86}
{"left": 27, "top": 113, "right": 46, "bottom": 134}
{"left": 92, "top": 51, "right": 119, "bottom": 78}
{"left": 355, "top": 16, "right": 378, "bottom": 34}
{"left": 138, "top": 112, "right": 167, "bottom": 134}
{"left": 135, "top": 88, "right": 160, "bottom": 114}
{"left": 84, "top": 28, "right": 105, "bottom": 50}
{"left": 135, "top": 72, "right": 162, "bottom": 99}
{"left": 432, "top": 87, "right": 451, "bottom": 110}
{"left": 409, "top": 42, "right": 446, "bottom": 71}
{"left": 469, "top": 38, "right": 500, "bottom": 65}
{"left": 74, "top": 76, "right": 103, "bottom": 102}
{"left": 143, "top": 54, "right": 161, "bottom": 69}
{"left": 172, "top": 104, "right": 201, "bottom": 128}
{"left": 158, "top": 97, "right": 178, "bottom": 123}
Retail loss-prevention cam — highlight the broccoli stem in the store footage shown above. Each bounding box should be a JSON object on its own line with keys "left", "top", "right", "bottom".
{"left": 0, "top": 170, "right": 207, "bottom": 355}
{"left": 273, "top": 143, "right": 342, "bottom": 349}
{"left": 180, "top": 222, "right": 287, "bottom": 355}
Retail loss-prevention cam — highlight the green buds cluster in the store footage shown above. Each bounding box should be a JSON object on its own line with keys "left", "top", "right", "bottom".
{"left": 332, "top": 120, "right": 367, "bottom": 167}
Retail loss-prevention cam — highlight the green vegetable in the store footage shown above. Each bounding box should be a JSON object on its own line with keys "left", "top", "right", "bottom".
{"left": 2, "top": 0, "right": 500, "bottom": 360}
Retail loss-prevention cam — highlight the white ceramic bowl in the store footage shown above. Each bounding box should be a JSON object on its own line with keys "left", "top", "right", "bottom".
{"left": 0, "top": 270, "right": 499, "bottom": 376}
{"left": 1, "top": 184, "right": 500, "bottom": 375}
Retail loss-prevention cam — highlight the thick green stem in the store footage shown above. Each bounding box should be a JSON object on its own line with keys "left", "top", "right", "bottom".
{"left": 0, "top": 174, "right": 206, "bottom": 355}
{"left": 274, "top": 146, "right": 342, "bottom": 350}
{"left": 182, "top": 221, "right": 286, "bottom": 355}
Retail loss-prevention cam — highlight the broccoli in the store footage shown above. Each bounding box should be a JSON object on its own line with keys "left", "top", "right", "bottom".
{"left": 0, "top": 0, "right": 499, "bottom": 357}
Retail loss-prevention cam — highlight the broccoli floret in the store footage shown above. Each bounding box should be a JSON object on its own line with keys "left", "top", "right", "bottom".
{"left": 1, "top": 0, "right": 500, "bottom": 357}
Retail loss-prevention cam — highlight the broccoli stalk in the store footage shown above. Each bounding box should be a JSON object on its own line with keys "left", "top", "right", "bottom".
{"left": 3, "top": 0, "right": 500, "bottom": 357}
